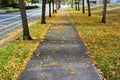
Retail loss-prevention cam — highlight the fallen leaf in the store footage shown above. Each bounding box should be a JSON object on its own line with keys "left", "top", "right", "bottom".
{"left": 70, "top": 71, "right": 77, "bottom": 75}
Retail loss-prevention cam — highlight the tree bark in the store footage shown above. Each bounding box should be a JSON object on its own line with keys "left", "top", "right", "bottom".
{"left": 56, "top": 0, "right": 58, "bottom": 9}
{"left": 41, "top": 0, "right": 46, "bottom": 24}
{"left": 52, "top": 0, "right": 55, "bottom": 14}
{"left": 78, "top": 0, "right": 80, "bottom": 11}
{"left": 75, "top": 0, "right": 77, "bottom": 10}
{"left": 71, "top": 0, "right": 74, "bottom": 8}
{"left": 58, "top": 0, "right": 61, "bottom": 8}
{"left": 82, "top": 0, "right": 85, "bottom": 13}
{"left": 87, "top": 0, "right": 91, "bottom": 16}
{"left": 18, "top": 0, "right": 32, "bottom": 40}
{"left": 49, "top": 0, "right": 52, "bottom": 17}
{"left": 102, "top": 0, "right": 107, "bottom": 23}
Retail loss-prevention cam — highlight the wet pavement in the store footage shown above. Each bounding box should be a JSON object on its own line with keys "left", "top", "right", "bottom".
{"left": 17, "top": 8, "right": 101, "bottom": 80}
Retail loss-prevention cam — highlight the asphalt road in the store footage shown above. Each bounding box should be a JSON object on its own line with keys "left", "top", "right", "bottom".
{"left": 0, "top": 4, "right": 50, "bottom": 40}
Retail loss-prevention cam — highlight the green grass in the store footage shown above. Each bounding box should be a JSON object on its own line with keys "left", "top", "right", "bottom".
{"left": 67, "top": 4, "right": 120, "bottom": 80}
{"left": 6, "top": 7, "right": 19, "bottom": 13}
{"left": 0, "top": 15, "right": 55, "bottom": 79}
{"left": 6, "top": 6, "right": 38, "bottom": 13}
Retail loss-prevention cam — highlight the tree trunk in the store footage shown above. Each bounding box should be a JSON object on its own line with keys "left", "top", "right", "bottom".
{"left": 78, "top": 0, "right": 80, "bottom": 11}
{"left": 102, "top": 0, "right": 107, "bottom": 23}
{"left": 58, "top": 0, "right": 61, "bottom": 8}
{"left": 56, "top": 1, "right": 58, "bottom": 10}
{"left": 18, "top": 0, "right": 32, "bottom": 40}
{"left": 49, "top": 0, "right": 52, "bottom": 17}
{"left": 71, "top": 0, "right": 74, "bottom": 8}
{"left": 75, "top": 0, "right": 77, "bottom": 10}
{"left": 82, "top": 0, "right": 85, "bottom": 13}
{"left": 41, "top": 0, "right": 46, "bottom": 24}
{"left": 52, "top": 0, "right": 55, "bottom": 14}
{"left": 87, "top": 0, "right": 91, "bottom": 16}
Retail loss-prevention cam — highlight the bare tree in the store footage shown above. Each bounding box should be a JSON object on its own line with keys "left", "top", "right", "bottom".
{"left": 18, "top": 0, "right": 32, "bottom": 40}
{"left": 102, "top": 0, "right": 107, "bottom": 23}
{"left": 41, "top": 0, "right": 46, "bottom": 24}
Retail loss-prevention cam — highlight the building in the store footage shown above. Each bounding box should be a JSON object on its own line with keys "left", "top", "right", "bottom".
{"left": 90, "top": 0, "right": 119, "bottom": 4}
{"left": 90, "top": 0, "right": 103, "bottom": 4}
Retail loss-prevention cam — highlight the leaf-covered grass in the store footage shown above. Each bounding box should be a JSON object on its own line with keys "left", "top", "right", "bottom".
{"left": 0, "top": 15, "right": 55, "bottom": 79}
{"left": 67, "top": 4, "right": 120, "bottom": 80}
{"left": 90, "top": 4, "right": 120, "bottom": 11}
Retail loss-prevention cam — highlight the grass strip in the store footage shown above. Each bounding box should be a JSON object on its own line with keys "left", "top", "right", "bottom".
{"left": 6, "top": 7, "right": 19, "bottom": 13}
{"left": 0, "top": 14, "right": 56, "bottom": 79}
{"left": 67, "top": 4, "right": 120, "bottom": 80}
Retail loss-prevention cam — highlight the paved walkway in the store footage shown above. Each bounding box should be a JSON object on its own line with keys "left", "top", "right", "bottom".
{"left": 17, "top": 8, "right": 101, "bottom": 80}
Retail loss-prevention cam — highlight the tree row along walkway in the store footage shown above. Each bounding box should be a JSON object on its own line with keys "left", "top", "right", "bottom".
{"left": 17, "top": 8, "right": 101, "bottom": 80}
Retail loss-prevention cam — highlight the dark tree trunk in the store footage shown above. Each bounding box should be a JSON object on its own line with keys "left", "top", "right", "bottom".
{"left": 56, "top": 1, "right": 58, "bottom": 9}
{"left": 58, "top": 0, "right": 61, "bottom": 8}
{"left": 78, "top": 0, "right": 80, "bottom": 11}
{"left": 102, "top": 0, "right": 107, "bottom": 23}
{"left": 75, "top": 0, "right": 77, "bottom": 10}
{"left": 18, "top": 0, "right": 32, "bottom": 40}
{"left": 49, "top": 0, "right": 52, "bottom": 17}
{"left": 87, "top": 0, "right": 91, "bottom": 16}
{"left": 71, "top": 0, "right": 74, "bottom": 8}
{"left": 41, "top": 0, "right": 46, "bottom": 24}
{"left": 82, "top": 0, "right": 85, "bottom": 13}
{"left": 52, "top": 0, "right": 55, "bottom": 14}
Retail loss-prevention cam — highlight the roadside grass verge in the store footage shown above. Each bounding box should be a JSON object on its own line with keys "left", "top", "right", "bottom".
{"left": 6, "top": 6, "right": 39, "bottom": 13}
{"left": 67, "top": 4, "right": 120, "bottom": 80}
{"left": 6, "top": 7, "right": 19, "bottom": 13}
{"left": 0, "top": 14, "right": 56, "bottom": 79}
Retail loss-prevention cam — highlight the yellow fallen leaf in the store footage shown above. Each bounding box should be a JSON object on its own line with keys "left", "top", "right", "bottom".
{"left": 70, "top": 71, "right": 77, "bottom": 75}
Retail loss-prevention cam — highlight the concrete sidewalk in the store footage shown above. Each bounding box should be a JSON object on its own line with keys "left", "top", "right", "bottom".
{"left": 17, "top": 8, "right": 101, "bottom": 80}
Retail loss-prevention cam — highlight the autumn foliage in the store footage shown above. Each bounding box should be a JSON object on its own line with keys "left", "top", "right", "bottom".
{"left": 68, "top": 4, "right": 120, "bottom": 80}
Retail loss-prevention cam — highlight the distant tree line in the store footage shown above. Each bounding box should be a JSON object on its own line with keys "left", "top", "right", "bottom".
{"left": 0, "top": 0, "right": 39, "bottom": 8}
{"left": 69, "top": 0, "right": 107, "bottom": 23}
{"left": 0, "top": 0, "right": 17, "bottom": 8}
